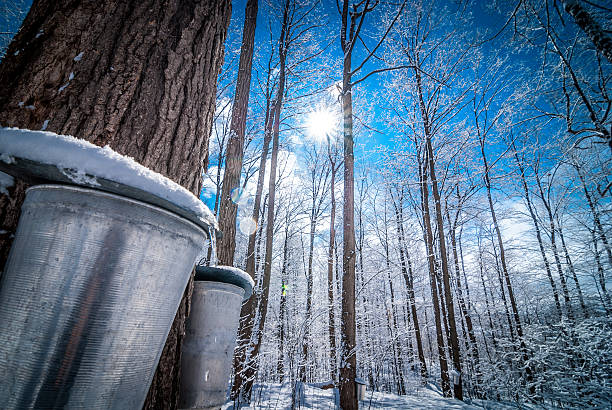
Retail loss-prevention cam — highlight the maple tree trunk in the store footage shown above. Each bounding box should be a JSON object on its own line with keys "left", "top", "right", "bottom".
{"left": 0, "top": 2, "right": 230, "bottom": 409}
{"left": 327, "top": 156, "right": 338, "bottom": 384}
{"left": 217, "top": 0, "right": 258, "bottom": 266}
{"left": 339, "top": 86, "right": 357, "bottom": 410}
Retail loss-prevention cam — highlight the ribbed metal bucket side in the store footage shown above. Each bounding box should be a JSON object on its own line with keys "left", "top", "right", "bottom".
{"left": 179, "top": 281, "right": 245, "bottom": 409}
{"left": 0, "top": 185, "right": 207, "bottom": 410}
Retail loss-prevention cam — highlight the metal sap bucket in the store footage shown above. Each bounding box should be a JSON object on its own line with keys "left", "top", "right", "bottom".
{"left": 179, "top": 266, "right": 254, "bottom": 410}
{"left": 0, "top": 184, "right": 207, "bottom": 409}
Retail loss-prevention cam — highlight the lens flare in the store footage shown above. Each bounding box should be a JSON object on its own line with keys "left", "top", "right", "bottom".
{"left": 239, "top": 217, "right": 257, "bottom": 235}
{"left": 230, "top": 187, "right": 242, "bottom": 204}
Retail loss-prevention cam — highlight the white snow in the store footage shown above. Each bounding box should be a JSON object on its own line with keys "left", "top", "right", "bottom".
{"left": 222, "top": 382, "right": 501, "bottom": 409}
{"left": 73, "top": 52, "right": 84, "bottom": 62}
{"left": 0, "top": 172, "right": 14, "bottom": 196}
{"left": 25, "top": 105, "right": 35, "bottom": 110}
{"left": 41, "top": 120, "right": 49, "bottom": 131}
{"left": 17, "top": 102, "right": 24, "bottom": 108}
{"left": 69, "top": 72, "right": 74, "bottom": 81}
{"left": 35, "top": 30, "right": 43, "bottom": 39}
{"left": 13, "top": 50, "right": 19, "bottom": 56}
{"left": 0, "top": 127, "right": 217, "bottom": 230}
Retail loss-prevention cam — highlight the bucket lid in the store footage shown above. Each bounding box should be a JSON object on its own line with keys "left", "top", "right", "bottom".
{"left": 0, "top": 127, "right": 218, "bottom": 235}
{"left": 195, "top": 265, "right": 254, "bottom": 301}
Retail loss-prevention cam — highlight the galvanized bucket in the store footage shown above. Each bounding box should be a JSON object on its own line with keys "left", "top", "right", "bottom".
{"left": 179, "top": 266, "right": 254, "bottom": 410}
{"left": 0, "top": 184, "right": 207, "bottom": 409}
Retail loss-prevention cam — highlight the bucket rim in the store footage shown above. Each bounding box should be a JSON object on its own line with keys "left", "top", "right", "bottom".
{"left": 195, "top": 265, "right": 254, "bottom": 300}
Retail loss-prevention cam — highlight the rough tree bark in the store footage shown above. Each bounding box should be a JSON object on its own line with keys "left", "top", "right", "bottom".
{"left": 217, "top": 0, "right": 258, "bottom": 266}
{"left": 339, "top": 1, "right": 357, "bottom": 406}
{"left": 0, "top": 2, "right": 230, "bottom": 409}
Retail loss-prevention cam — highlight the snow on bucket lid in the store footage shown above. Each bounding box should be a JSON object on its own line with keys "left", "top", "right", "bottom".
{"left": 194, "top": 265, "right": 254, "bottom": 301}
{"left": 0, "top": 127, "right": 218, "bottom": 234}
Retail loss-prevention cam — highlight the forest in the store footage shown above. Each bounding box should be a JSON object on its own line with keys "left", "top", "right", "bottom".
{"left": 0, "top": 0, "right": 611, "bottom": 409}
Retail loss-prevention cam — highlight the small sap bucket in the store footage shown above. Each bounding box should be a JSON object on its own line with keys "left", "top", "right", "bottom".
{"left": 0, "top": 184, "right": 207, "bottom": 409}
{"left": 179, "top": 266, "right": 254, "bottom": 410}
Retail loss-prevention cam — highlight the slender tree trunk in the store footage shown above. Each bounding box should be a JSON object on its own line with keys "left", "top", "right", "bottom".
{"left": 562, "top": 0, "right": 612, "bottom": 64}
{"left": 382, "top": 208, "right": 406, "bottom": 395}
{"left": 511, "top": 146, "right": 562, "bottom": 317}
{"left": 415, "top": 66, "right": 462, "bottom": 399}
{"left": 217, "top": 0, "right": 258, "bottom": 266}
{"left": 230, "top": 108, "right": 272, "bottom": 400}
{"left": 448, "top": 208, "right": 481, "bottom": 396}
{"left": 490, "top": 235, "right": 516, "bottom": 341}
{"left": 576, "top": 168, "right": 612, "bottom": 267}
{"left": 420, "top": 158, "right": 451, "bottom": 396}
{"left": 339, "top": 1, "right": 358, "bottom": 402}
{"left": 480, "top": 142, "right": 535, "bottom": 395}
{"left": 327, "top": 156, "right": 338, "bottom": 384}
{"left": 534, "top": 175, "right": 574, "bottom": 319}
{"left": 0, "top": 3, "right": 230, "bottom": 409}
{"left": 278, "top": 223, "right": 290, "bottom": 382}
{"left": 393, "top": 197, "right": 428, "bottom": 382}
{"left": 300, "top": 216, "right": 317, "bottom": 382}
{"left": 238, "top": 1, "right": 289, "bottom": 399}
{"left": 591, "top": 223, "right": 611, "bottom": 312}
{"left": 478, "top": 238, "right": 499, "bottom": 352}
{"left": 556, "top": 218, "right": 587, "bottom": 316}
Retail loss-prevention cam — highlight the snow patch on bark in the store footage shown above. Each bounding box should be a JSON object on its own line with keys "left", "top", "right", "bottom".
{"left": 0, "top": 172, "right": 14, "bottom": 196}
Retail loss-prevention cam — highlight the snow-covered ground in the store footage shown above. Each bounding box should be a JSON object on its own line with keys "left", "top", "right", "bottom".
{"left": 223, "top": 383, "right": 523, "bottom": 409}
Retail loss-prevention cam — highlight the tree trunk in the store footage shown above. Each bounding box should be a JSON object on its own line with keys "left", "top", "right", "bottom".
{"left": 0, "top": 2, "right": 230, "bottom": 409}
{"left": 556, "top": 219, "right": 587, "bottom": 316}
{"left": 420, "top": 158, "right": 451, "bottom": 396}
{"left": 327, "top": 152, "right": 338, "bottom": 384}
{"left": 278, "top": 223, "right": 290, "bottom": 382}
{"left": 562, "top": 0, "right": 612, "bottom": 64}
{"left": 534, "top": 173, "right": 574, "bottom": 319}
{"left": 480, "top": 142, "right": 535, "bottom": 395}
{"left": 415, "top": 66, "right": 461, "bottom": 399}
{"left": 576, "top": 167, "right": 612, "bottom": 268}
{"left": 238, "top": 0, "right": 289, "bottom": 400}
{"left": 300, "top": 216, "right": 317, "bottom": 382}
{"left": 392, "top": 195, "right": 428, "bottom": 382}
{"left": 217, "top": 0, "right": 258, "bottom": 266}
{"left": 230, "top": 76, "right": 274, "bottom": 402}
{"left": 511, "top": 145, "right": 562, "bottom": 317}
{"left": 448, "top": 207, "right": 481, "bottom": 396}
{"left": 339, "top": 1, "right": 357, "bottom": 406}
{"left": 382, "top": 203, "right": 406, "bottom": 395}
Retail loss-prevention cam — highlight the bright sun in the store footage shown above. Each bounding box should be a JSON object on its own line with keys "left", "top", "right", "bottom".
{"left": 305, "top": 108, "right": 337, "bottom": 143}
